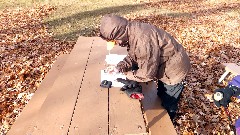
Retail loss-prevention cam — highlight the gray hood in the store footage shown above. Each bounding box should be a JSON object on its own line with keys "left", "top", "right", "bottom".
{"left": 100, "top": 14, "right": 128, "bottom": 42}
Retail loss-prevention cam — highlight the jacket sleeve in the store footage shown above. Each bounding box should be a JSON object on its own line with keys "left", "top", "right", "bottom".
{"left": 133, "top": 38, "right": 161, "bottom": 80}
{"left": 229, "top": 86, "right": 240, "bottom": 97}
{"left": 116, "top": 54, "right": 136, "bottom": 72}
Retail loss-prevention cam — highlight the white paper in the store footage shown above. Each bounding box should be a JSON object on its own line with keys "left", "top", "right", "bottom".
{"left": 101, "top": 70, "right": 126, "bottom": 87}
{"left": 105, "top": 54, "right": 126, "bottom": 65}
{"left": 101, "top": 54, "right": 127, "bottom": 87}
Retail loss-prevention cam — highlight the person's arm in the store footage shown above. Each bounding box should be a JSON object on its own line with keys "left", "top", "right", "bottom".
{"left": 116, "top": 54, "right": 137, "bottom": 73}
{"left": 230, "top": 85, "right": 240, "bottom": 97}
{"left": 133, "top": 39, "right": 160, "bottom": 80}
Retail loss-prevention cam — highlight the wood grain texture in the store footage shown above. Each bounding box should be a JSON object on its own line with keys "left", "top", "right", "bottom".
{"left": 8, "top": 54, "right": 69, "bottom": 135}
{"left": 140, "top": 82, "right": 177, "bottom": 135}
{"left": 24, "top": 36, "right": 93, "bottom": 135}
{"left": 9, "top": 36, "right": 176, "bottom": 135}
{"left": 108, "top": 46, "right": 147, "bottom": 135}
{"left": 68, "top": 37, "right": 108, "bottom": 135}
{"left": 109, "top": 88, "right": 147, "bottom": 135}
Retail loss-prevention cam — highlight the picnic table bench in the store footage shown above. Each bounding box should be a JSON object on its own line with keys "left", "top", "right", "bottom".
{"left": 8, "top": 36, "right": 176, "bottom": 135}
{"left": 218, "top": 63, "right": 240, "bottom": 83}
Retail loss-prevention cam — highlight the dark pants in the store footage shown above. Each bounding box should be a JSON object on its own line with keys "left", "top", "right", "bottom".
{"left": 157, "top": 80, "right": 184, "bottom": 121}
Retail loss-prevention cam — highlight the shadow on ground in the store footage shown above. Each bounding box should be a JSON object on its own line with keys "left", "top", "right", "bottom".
{"left": 48, "top": 0, "right": 240, "bottom": 41}
{"left": 45, "top": 4, "right": 145, "bottom": 41}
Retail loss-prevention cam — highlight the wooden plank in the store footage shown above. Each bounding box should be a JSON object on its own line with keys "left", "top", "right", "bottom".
{"left": 222, "top": 63, "right": 240, "bottom": 75}
{"left": 140, "top": 82, "right": 177, "bottom": 135}
{"left": 23, "top": 36, "right": 93, "bottom": 135}
{"left": 8, "top": 54, "right": 69, "bottom": 135}
{"left": 68, "top": 37, "right": 108, "bottom": 134}
{"left": 108, "top": 47, "right": 147, "bottom": 135}
{"left": 109, "top": 88, "right": 147, "bottom": 135}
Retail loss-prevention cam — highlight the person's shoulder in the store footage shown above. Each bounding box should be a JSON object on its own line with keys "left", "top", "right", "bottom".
{"left": 129, "top": 21, "right": 155, "bottom": 31}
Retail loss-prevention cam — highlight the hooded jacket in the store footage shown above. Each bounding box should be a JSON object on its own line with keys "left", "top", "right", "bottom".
{"left": 100, "top": 14, "right": 191, "bottom": 85}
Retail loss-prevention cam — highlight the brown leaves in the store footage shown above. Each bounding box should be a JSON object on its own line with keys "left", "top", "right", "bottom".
{"left": 1, "top": 0, "right": 240, "bottom": 134}
{"left": 0, "top": 5, "right": 74, "bottom": 134}
{"left": 130, "top": 0, "right": 240, "bottom": 134}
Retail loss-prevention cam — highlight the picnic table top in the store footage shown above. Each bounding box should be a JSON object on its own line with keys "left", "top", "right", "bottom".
{"left": 8, "top": 36, "right": 176, "bottom": 135}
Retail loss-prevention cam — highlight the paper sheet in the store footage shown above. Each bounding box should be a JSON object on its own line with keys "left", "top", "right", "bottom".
{"left": 101, "top": 54, "right": 127, "bottom": 87}
{"left": 101, "top": 70, "right": 126, "bottom": 87}
{"left": 105, "top": 54, "right": 126, "bottom": 65}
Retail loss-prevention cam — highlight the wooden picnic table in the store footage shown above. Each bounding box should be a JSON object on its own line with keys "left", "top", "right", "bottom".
{"left": 8, "top": 36, "right": 176, "bottom": 135}
{"left": 218, "top": 63, "right": 240, "bottom": 83}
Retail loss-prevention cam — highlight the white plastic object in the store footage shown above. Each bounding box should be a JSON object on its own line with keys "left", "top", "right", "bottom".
{"left": 218, "top": 71, "right": 230, "bottom": 84}
{"left": 214, "top": 92, "right": 223, "bottom": 101}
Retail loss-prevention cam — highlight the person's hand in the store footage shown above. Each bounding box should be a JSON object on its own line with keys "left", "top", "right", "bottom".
{"left": 213, "top": 87, "right": 234, "bottom": 108}
{"left": 105, "top": 65, "right": 119, "bottom": 74}
{"left": 116, "top": 61, "right": 128, "bottom": 73}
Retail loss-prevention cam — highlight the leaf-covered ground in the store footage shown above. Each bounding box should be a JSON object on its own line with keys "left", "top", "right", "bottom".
{"left": 0, "top": 5, "right": 75, "bottom": 134}
{"left": 0, "top": 0, "right": 240, "bottom": 134}
{"left": 128, "top": 0, "right": 240, "bottom": 134}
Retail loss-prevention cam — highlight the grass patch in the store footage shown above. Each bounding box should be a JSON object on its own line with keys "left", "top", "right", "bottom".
{"left": 1, "top": 0, "right": 239, "bottom": 41}
{"left": 0, "top": 0, "right": 174, "bottom": 41}
{"left": 0, "top": 0, "right": 144, "bottom": 40}
{"left": 45, "top": 1, "right": 145, "bottom": 40}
